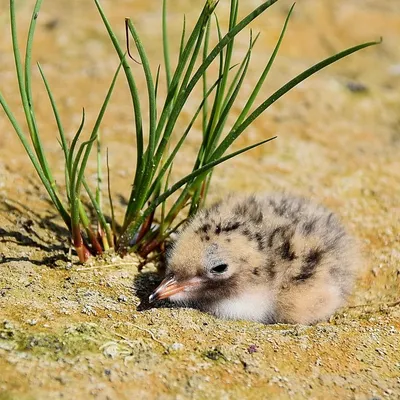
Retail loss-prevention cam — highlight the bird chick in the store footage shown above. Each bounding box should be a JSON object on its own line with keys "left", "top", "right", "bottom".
{"left": 149, "top": 193, "right": 360, "bottom": 325}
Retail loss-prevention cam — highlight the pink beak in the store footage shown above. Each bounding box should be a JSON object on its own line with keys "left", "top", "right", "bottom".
{"left": 149, "top": 275, "right": 202, "bottom": 303}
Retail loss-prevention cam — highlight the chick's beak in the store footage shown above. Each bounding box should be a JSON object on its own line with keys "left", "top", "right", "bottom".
{"left": 149, "top": 275, "right": 202, "bottom": 303}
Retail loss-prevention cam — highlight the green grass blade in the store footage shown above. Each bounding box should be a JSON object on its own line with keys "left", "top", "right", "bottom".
{"left": 163, "top": 184, "right": 192, "bottom": 227}
{"left": 188, "top": 185, "right": 202, "bottom": 215}
{"left": 93, "top": 0, "right": 145, "bottom": 209}
{"left": 233, "top": 3, "right": 294, "bottom": 129}
{"left": 24, "top": 0, "right": 42, "bottom": 105}
{"left": 70, "top": 136, "right": 98, "bottom": 235}
{"left": 72, "top": 137, "right": 96, "bottom": 196}
{"left": 5, "top": 2, "right": 70, "bottom": 227}
{"left": 179, "top": 15, "right": 187, "bottom": 61}
{"left": 212, "top": 39, "right": 380, "bottom": 161}
{"left": 75, "top": 60, "right": 122, "bottom": 199}
{"left": 201, "top": 13, "right": 224, "bottom": 152}
{"left": 202, "top": 18, "right": 211, "bottom": 135}
{"left": 162, "top": 0, "right": 171, "bottom": 88}
{"left": 10, "top": 0, "right": 33, "bottom": 137}
{"left": 126, "top": 20, "right": 157, "bottom": 186}
{"left": 68, "top": 109, "right": 86, "bottom": 179}
{"left": 37, "top": 63, "right": 68, "bottom": 160}
{"left": 94, "top": 0, "right": 144, "bottom": 149}
{"left": 144, "top": 73, "right": 224, "bottom": 205}
{"left": 160, "top": 163, "right": 173, "bottom": 233}
{"left": 37, "top": 62, "right": 72, "bottom": 200}
{"left": 0, "top": 90, "right": 71, "bottom": 227}
{"left": 204, "top": 30, "right": 256, "bottom": 157}
{"left": 23, "top": 0, "right": 56, "bottom": 186}
{"left": 91, "top": 61, "right": 123, "bottom": 145}
{"left": 83, "top": 179, "right": 113, "bottom": 246}
{"left": 192, "top": 32, "right": 257, "bottom": 178}
{"left": 230, "top": 0, "right": 239, "bottom": 29}
{"left": 96, "top": 132, "right": 102, "bottom": 206}
{"left": 154, "top": 1, "right": 217, "bottom": 146}
{"left": 177, "top": 14, "right": 209, "bottom": 98}
{"left": 209, "top": 0, "right": 238, "bottom": 131}
{"left": 201, "top": 170, "right": 213, "bottom": 208}
{"left": 222, "top": 30, "right": 260, "bottom": 108}
{"left": 127, "top": 21, "right": 156, "bottom": 139}
{"left": 154, "top": 65, "right": 161, "bottom": 102}
{"left": 106, "top": 149, "right": 116, "bottom": 241}
{"left": 11, "top": 0, "right": 54, "bottom": 183}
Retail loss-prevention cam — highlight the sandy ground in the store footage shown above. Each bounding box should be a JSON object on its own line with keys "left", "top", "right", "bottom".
{"left": 0, "top": 0, "right": 399, "bottom": 399}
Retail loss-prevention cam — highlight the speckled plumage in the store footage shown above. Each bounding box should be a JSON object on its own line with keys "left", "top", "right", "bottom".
{"left": 150, "top": 193, "right": 360, "bottom": 325}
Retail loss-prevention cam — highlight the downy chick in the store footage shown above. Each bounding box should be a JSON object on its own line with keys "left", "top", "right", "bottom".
{"left": 149, "top": 193, "right": 360, "bottom": 325}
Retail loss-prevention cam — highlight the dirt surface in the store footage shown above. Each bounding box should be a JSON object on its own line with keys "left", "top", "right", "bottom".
{"left": 0, "top": 0, "right": 399, "bottom": 399}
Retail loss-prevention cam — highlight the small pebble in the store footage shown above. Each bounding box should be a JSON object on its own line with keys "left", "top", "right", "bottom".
{"left": 346, "top": 81, "right": 368, "bottom": 93}
{"left": 170, "top": 342, "right": 184, "bottom": 351}
{"left": 3, "top": 321, "right": 14, "bottom": 330}
{"left": 82, "top": 305, "right": 97, "bottom": 316}
{"left": 118, "top": 295, "right": 128, "bottom": 303}
{"left": 247, "top": 344, "right": 258, "bottom": 354}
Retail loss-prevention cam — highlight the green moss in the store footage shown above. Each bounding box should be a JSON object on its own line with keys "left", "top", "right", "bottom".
{"left": 0, "top": 322, "right": 107, "bottom": 360}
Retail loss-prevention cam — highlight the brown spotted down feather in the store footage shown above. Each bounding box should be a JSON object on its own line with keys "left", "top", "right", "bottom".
{"left": 158, "top": 193, "right": 360, "bottom": 325}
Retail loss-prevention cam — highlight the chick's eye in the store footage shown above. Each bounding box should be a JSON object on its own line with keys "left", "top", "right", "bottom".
{"left": 210, "top": 263, "right": 228, "bottom": 274}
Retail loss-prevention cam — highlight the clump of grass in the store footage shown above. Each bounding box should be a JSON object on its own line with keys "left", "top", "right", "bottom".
{"left": 0, "top": 0, "right": 379, "bottom": 263}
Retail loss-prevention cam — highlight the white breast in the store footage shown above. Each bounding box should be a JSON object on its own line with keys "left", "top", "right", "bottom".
{"left": 209, "top": 288, "right": 275, "bottom": 323}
